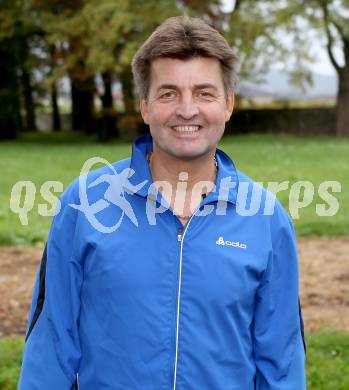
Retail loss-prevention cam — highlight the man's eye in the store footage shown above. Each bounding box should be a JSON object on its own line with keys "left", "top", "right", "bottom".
{"left": 198, "top": 91, "right": 214, "bottom": 99}
{"left": 160, "top": 91, "right": 175, "bottom": 99}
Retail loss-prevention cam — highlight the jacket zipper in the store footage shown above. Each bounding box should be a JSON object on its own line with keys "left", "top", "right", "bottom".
{"left": 177, "top": 228, "right": 183, "bottom": 242}
{"left": 173, "top": 215, "right": 196, "bottom": 390}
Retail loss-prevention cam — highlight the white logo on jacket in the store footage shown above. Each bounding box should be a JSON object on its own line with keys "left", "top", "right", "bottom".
{"left": 216, "top": 236, "right": 247, "bottom": 249}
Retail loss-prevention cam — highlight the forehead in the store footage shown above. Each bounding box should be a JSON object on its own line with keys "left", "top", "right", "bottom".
{"left": 149, "top": 57, "right": 224, "bottom": 90}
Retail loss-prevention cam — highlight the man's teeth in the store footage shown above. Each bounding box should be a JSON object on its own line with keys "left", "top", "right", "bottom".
{"left": 173, "top": 125, "right": 200, "bottom": 132}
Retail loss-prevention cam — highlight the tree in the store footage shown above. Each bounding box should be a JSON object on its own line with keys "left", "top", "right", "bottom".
{"left": 33, "top": 0, "right": 97, "bottom": 133}
{"left": 18, "top": 33, "right": 38, "bottom": 131}
{"left": 0, "top": 35, "right": 22, "bottom": 139}
{"left": 68, "top": 35, "right": 95, "bottom": 134}
{"left": 256, "top": 0, "right": 349, "bottom": 136}
{"left": 80, "top": 0, "right": 178, "bottom": 139}
{"left": 226, "top": 1, "right": 315, "bottom": 92}
{"left": 316, "top": 0, "right": 349, "bottom": 136}
{"left": 49, "top": 43, "right": 61, "bottom": 131}
{"left": 79, "top": 0, "right": 316, "bottom": 137}
{"left": 4, "top": 0, "right": 342, "bottom": 139}
{"left": 180, "top": 0, "right": 314, "bottom": 107}
{"left": 0, "top": 0, "right": 43, "bottom": 137}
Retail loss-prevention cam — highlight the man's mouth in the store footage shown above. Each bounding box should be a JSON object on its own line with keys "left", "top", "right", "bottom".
{"left": 172, "top": 125, "right": 201, "bottom": 133}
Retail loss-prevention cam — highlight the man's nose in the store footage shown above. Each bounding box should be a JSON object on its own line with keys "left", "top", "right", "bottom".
{"left": 175, "top": 96, "right": 199, "bottom": 119}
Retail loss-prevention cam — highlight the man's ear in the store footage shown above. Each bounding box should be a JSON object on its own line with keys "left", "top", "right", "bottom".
{"left": 224, "top": 94, "right": 234, "bottom": 122}
{"left": 140, "top": 97, "right": 149, "bottom": 125}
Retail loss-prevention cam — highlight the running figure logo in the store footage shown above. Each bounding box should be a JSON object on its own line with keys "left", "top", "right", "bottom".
{"left": 69, "top": 157, "right": 147, "bottom": 233}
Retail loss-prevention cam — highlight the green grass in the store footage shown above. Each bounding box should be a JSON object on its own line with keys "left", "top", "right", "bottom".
{"left": 0, "top": 132, "right": 131, "bottom": 246}
{"left": 0, "top": 330, "right": 348, "bottom": 389}
{"left": 220, "top": 134, "right": 349, "bottom": 237}
{"left": 306, "top": 330, "right": 349, "bottom": 389}
{"left": 0, "top": 338, "right": 24, "bottom": 390}
{"left": 0, "top": 131, "right": 348, "bottom": 246}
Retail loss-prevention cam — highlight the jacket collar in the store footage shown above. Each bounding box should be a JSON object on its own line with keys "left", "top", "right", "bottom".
{"left": 127, "top": 134, "right": 239, "bottom": 205}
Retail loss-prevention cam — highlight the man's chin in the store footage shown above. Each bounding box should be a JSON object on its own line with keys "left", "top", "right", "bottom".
{"left": 166, "top": 147, "right": 213, "bottom": 161}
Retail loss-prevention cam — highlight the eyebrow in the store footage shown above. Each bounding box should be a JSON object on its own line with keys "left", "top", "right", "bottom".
{"left": 194, "top": 83, "right": 219, "bottom": 91}
{"left": 156, "top": 83, "right": 219, "bottom": 93}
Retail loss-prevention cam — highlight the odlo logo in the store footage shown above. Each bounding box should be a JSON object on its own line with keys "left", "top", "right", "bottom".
{"left": 216, "top": 236, "right": 247, "bottom": 249}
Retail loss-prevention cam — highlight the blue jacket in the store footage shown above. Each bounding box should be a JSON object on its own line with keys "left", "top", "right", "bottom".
{"left": 19, "top": 134, "right": 306, "bottom": 389}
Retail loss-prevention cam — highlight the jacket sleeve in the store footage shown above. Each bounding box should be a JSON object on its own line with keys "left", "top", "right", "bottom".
{"left": 253, "top": 212, "right": 306, "bottom": 389}
{"left": 18, "top": 196, "right": 82, "bottom": 389}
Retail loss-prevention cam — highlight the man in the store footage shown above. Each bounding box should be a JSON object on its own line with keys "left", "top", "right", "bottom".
{"left": 19, "top": 16, "right": 306, "bottom": 389}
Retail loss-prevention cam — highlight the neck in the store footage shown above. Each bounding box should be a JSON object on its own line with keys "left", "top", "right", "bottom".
{"left": 149, "top": 148, "right": 217, "bottom": 192}
{"left": 148, "top": 146, "right": 218, "bottom": 221}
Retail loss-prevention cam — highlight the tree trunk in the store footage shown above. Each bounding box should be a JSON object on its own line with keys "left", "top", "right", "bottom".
{"left": 21, "top": 68, "right": 37, "bottom": 131}
{"left": 0, "top": 39, "right": 22, "bottom": 139}
{"left": 70, "top": 74, "right": 95, "bottom": 133}
{"left": 336, "top": 66, "right": 349, "bottom": 136}
{"left": 120, "top": 68, "right": 135, "bottom": 114}
{"left": 71, "top": 81, "right": 80, "bottom": 131}
{"left": 0, "top": 74, "right": 21, "bottom": 140}
{"left": 101, "top": 72, "right": 113, "bottom": 109}
{"left": 98, "top": 72, "right": 118, "bottom": 141}
{"left": 67, "top": 35, "right": 96, "bottom": 133}
{"left": 51, "top": 82, "right": 61, "bottom": 131}
{"left": 49, "top": 44, "right": 61, "bottom": 131}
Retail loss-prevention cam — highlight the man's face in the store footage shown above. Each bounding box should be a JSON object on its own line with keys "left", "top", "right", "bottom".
{"left": 140, "top": 57, "right": 234, "bottom": 161}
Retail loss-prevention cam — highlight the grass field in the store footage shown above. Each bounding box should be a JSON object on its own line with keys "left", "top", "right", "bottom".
{"left": 1, "top": 330, "right": 348, "bottom": 389}
{"left": 0, "top": 131, "right": 348, "bottom": 245}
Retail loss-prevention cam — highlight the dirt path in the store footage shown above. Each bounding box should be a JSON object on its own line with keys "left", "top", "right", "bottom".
{"left": 298, "top": 237, "right": 349, "bottom": 331}
{"left": 0, "top": 238, "right": 348, "bottom": 337}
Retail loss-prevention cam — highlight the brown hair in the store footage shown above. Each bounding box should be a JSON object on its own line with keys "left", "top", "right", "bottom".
{"left": 132, "top": 15, "right": 238, "bottom": 99}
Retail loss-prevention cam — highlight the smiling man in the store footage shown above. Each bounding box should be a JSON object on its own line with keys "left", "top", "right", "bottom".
{"left": 140, "top": 55, "right": 234, "bottom": 223}
{"left": 19, "top": 16, "right": 306, "bottom": 389}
